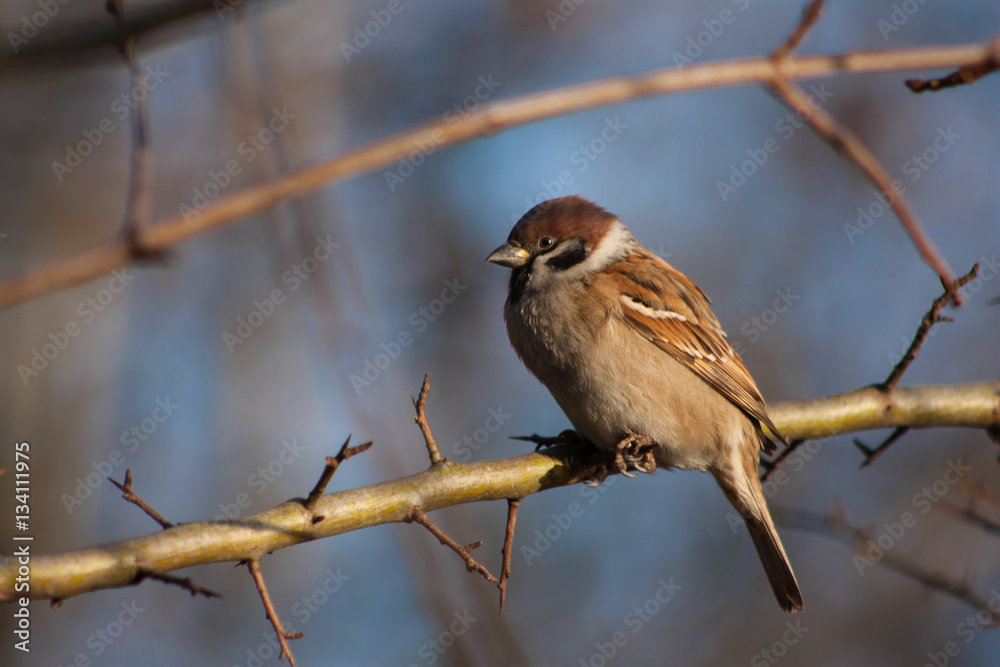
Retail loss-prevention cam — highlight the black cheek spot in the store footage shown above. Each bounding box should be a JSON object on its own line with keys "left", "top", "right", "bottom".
{"left": 545, "top": 242, "right": 588, "bottom": 271}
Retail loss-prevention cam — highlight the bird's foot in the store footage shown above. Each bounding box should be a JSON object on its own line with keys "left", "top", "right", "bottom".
{"left": 584, "top": 434, "right": 656, "bottom": 486}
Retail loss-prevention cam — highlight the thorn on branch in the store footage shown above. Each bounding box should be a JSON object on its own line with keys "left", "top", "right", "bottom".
{"left": 109, "top": 469, "right": 174, "bottom": 529}
{"left": 882, "top": 264, "right": 979, "bottom": 390}
{"left": 413, "top": 374, "right": 445, "bottom": 466}
{"left": 304, "top": 435, "right": 373, "bottom": 514}
{"left": 499, "top": 499, "right": 521, "bottom": 613}
{"left": 246, "top": 559, "right": 304, "bottom": 667}
{"left": 407, "top": 509, "right": 498, "bottom": 585}
{"left": 772, "top": 0, "right": 825, "bottom": 61}
{"left": 133, "top": 567, "right": 220, "bottom": 599}
{"left": 852, "top": 427, "right": 910, "bottom": 469}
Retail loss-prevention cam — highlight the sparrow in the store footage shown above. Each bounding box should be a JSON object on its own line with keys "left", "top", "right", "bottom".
{"left": 486, "top": 195, "right": 803, "bottom": 612}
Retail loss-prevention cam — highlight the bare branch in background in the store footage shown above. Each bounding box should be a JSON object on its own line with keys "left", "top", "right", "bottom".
{"left": 0, "top": 0, "right": 260, "bottom": 67}
{"left": 778, "top": 508, "right": 999, "bottom": 621}
{"left": 0, "top": 36, "right": 996, "bottom": 309}
{"left": 768, "top": 0, "right": 961, "bottom": 302}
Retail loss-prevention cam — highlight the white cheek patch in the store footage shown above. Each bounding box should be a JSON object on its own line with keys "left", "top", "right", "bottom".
{"left": 552, "top": 219, "right": 634, "bottom": 284}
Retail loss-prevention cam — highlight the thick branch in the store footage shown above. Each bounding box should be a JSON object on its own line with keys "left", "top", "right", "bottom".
{"left": 1, "top": 382, "right": 997, "bottom": 603}
{"left": 0, "top": 39, "right": 992, "bottom": 309}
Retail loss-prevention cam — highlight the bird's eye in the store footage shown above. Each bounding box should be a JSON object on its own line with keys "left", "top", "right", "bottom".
{"left": 538, "top": 236, "right": 555, "bottom": 250}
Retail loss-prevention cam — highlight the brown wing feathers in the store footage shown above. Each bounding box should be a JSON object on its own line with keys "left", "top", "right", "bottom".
{"left": 609, "top": 251, "right": 784, "bottom": 448}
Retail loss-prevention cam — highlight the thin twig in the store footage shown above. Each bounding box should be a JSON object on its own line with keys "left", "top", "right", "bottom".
{"left": 882, "top": 265, "right": 980, "bottom": 390}
{"left": 767, "top": 75, "right": 960, "bottom": 304}
{"left": 941, "top": 502, "right": 1000, "bottom": 538}
{"left": 246, "top": 559, "right": 304, "bottom": 667}
{"left": 779, "top": 507, "right": 998, "bottom": 620}
{"left": 772, "top": 0, "right": 825, "bottom": 61}
{"left": 499, "top": 498, "right": 521, "bottom": 613}
{"left": 304, "top": 436, "right": 373, "bottom": 511}
{"left": 761, "top": 438, "right": 804, "bottom": 481}
{"left": 133, "top": 567, "right": 220, "bottom": 599}
{"left": 108, "top": 469, "right": 174, "bottom": 529}
{"left": 907, "top": 34, "right": 1000, "bottom": 93}
{"left": 768, "top": 3, "right": 961, "bottom": 303}
{"left": 407, "top": 510, "right": 498, "bottom": 585}
{"left": 0, "top": 38, "right": 996, "bottom": 310}
{"left": 413, "top": 374, "right": 444, "bottom": 465}
{"left": 852, "top": 427, "right": 910, "bottom": 469}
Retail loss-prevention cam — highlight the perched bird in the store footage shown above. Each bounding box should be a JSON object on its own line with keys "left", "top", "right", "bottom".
{"left": 486, "top": 195, "right": 803, "bottom": 612}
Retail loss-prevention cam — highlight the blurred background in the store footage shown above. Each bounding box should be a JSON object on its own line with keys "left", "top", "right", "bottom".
{"left": 1, "top": 0, "right": 999, "bottom": 665}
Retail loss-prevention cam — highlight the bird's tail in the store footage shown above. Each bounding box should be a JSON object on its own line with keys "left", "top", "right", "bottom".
{"left": 714, "top": 451, "right": 804, "bottom": 613}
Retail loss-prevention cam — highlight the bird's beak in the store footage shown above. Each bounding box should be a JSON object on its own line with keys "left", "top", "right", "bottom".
{"left": 486, "top": 243, "right": 530, "bottom": 268}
